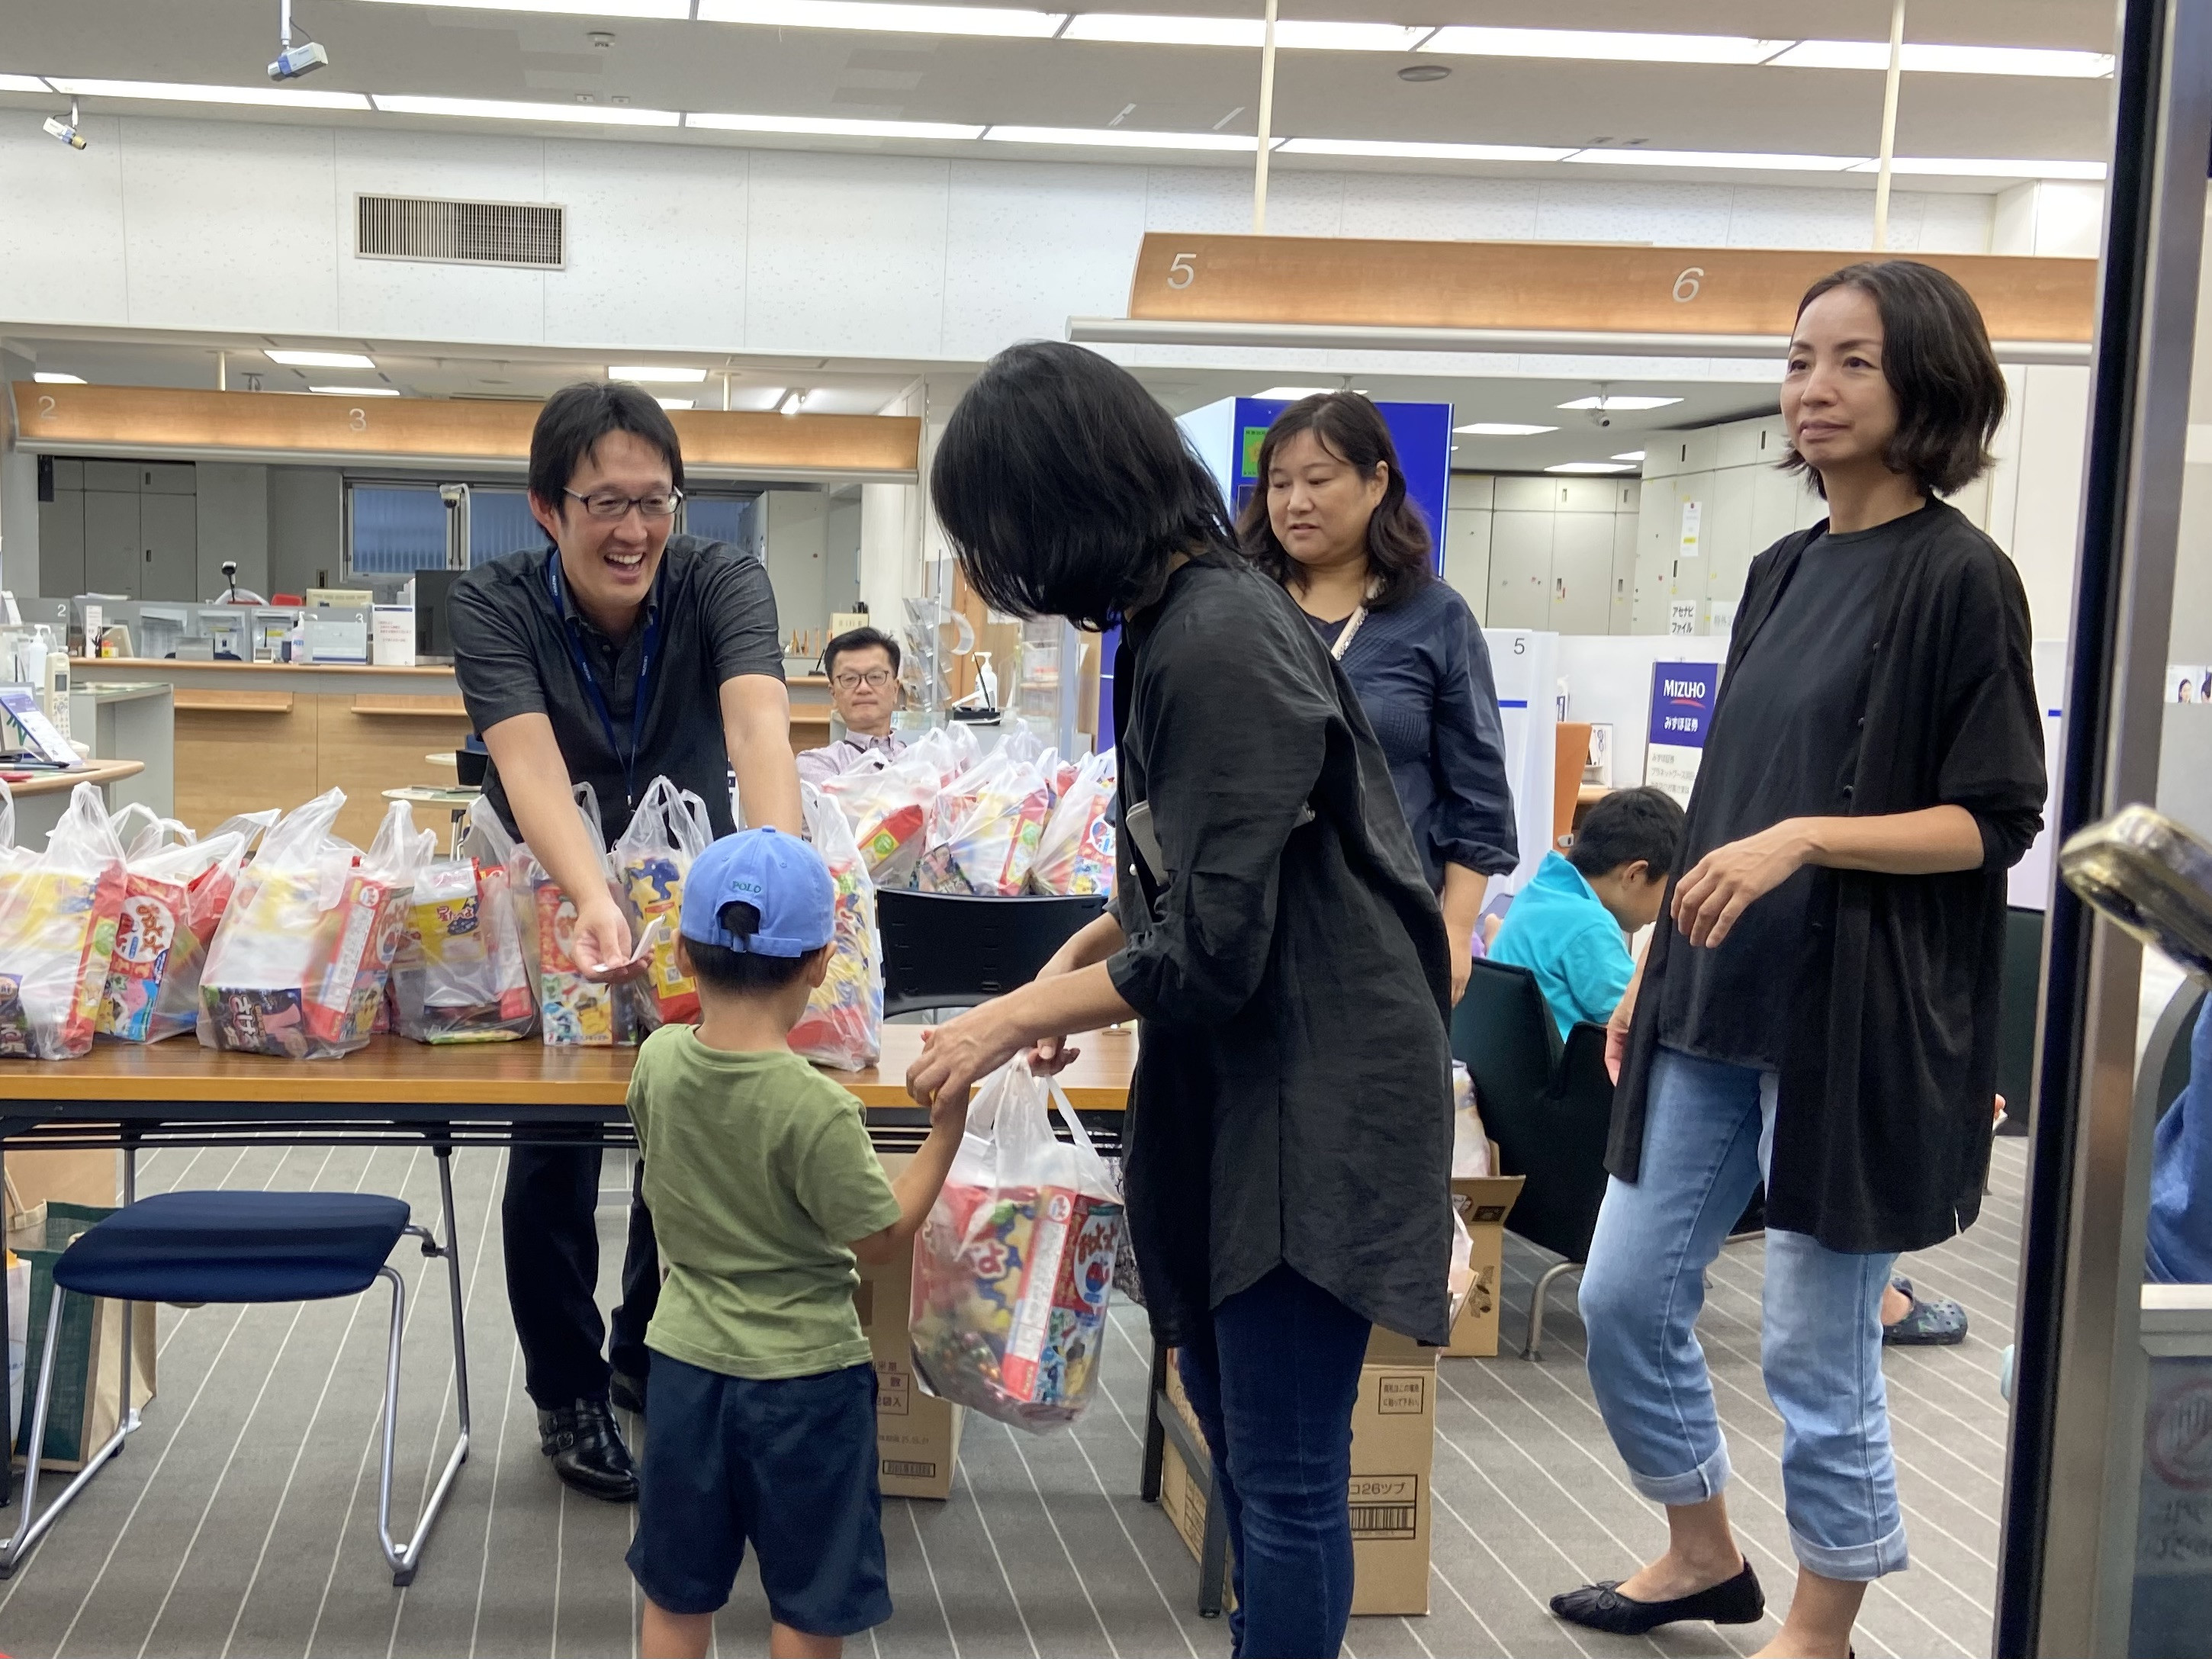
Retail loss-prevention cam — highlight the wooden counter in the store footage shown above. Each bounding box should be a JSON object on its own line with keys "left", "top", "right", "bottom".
{"left": 74, "top": 660, "right": 834, "bottom": 847}
{"left": 4, "top": 759, "right": 143, "bottom": 799}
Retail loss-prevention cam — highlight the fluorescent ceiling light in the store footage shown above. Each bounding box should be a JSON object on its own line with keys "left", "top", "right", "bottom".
{"left": 985, "top": 124, "right": 1253, "bottom": 151}
{"left": 699, "top": 0, "right": 1063, "bottom": 36}
{"left": 267, "top": 349, "right": 375, "bottom": 368}
{"left": 0, "top": 74, "right": 53, "bottom": 93}
{"left": 354, "top": 0, "right": 687, "bottom": 14}
{"left": 1612, "top": 450, "right": 1647, "bottom": 462}
{"left": 657, "top": 397, "right": 696, "bottom": 410}
{"left": 1280, "top": 137, "right": 1574, "bottom": 163}
{"left": 1767, "top": 40, "right": 2113, "bottom": 77}
{"left": 609, "top": 365, "right": 708, "bottom": 383}
{"left": 1255, "top": 386, "right": 1336, "bottom": 399}
{"left": 1423, "top": 27, "right": 1789, "bottom": 65}
{"left": 1546, "top": 461, "right": 1636, "bottom": 474}
{"left": 47, "top": 77, "right": 372, "bottom": 111}
{"left": 1060, "top": 14, "right": 1421, "bottom": 49}
{"left": 1559, "top": 395, "right": 1681, "bottom": 411}
{"left": 371, "top": 94, "right": 680, "bottom": 126}
{"left": 309, "top": 384, "right": 400, "bottom": 396}
{"left": 31, "top": 372, "right": 85, "bottom": 384}
{"left": 777, "top": 389, "right": 807, "bottom": 414}
{"left": 1456, "top": 422, "right": 1558, "bottom": 436}
{"left": 688, "top": 111, "right": 985, "bottom": 140}
{"left": 1859, "top": 156, "right": 2109, "bottom": 181}
{"left": 1567, "top": 147, "right": 1862, "bottom": 172}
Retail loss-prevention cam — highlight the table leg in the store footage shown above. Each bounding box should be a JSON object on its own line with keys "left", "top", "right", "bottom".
{"left": 1140, "top": 1340, "right": 1167, "bottom": 1503}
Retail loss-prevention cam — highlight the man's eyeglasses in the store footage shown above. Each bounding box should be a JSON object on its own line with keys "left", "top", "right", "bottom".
{"left": 566, "top": 487, "right": 683, "bottom": 522}
{"left": 831, "top": 667, "right": 897, "bottom": 691}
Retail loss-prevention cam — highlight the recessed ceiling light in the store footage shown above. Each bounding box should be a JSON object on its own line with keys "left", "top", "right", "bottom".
{"left": 268, "top": 349, "right": 376, "bottom": 368}
{"left": 1455, "top": 422, "right": 1558, "bottom": 436}
{"left": 983, "top": 124, "right": 1255, "bottom": 150}
{"left": 1766, "top": 40, "right": 2114, "bottom": 77}
{"left": 1280, "top": 137, "right": 1574, "bottom": 162}
{"left": 1254, "top": 386, "right": 1338, "bottom": 399}
{"left": 609, "top": 365, "right": 709, "bottom": 383}
{"left": 46, "top": 76, "right": 372, "bottom": 111}
{"left": 1558, "top": 395, "right": 1682, "bottom": 411}
{"left": 1566, "top": 147, "right": 1862, "bottom": 172}
{"left": 1856, "top": 156, "right": 2108, "bottom": 181}
{"left": 1423, "top": 27, "right": 1790, "bottom": 65}
{"left": 31, "top": 372, "right": 85, "bottom": 384}
{"left": 355, "top": 0, "right": 688, "bottom": 13}
{"left": 699, "top": 0, "right": 1065, "bottom": 35}
{"left": 308, "top": 384, "right": 400, "bottom": 396}
{"left": 687, "top": 111, "right": 986, "bottom": 140}
{"left": 1612, "top": 450, "right": 1648, "bottom": 462}
{"left": 1546, "top": 461, "right": 1637, "bottom": 474}
{"left": 1397, "top": 63, "right": 1450, "bottom": 82}
{"left": 656, "top": 397, "right": 696, "bottom": 410}
{"left": 0, "top": 74, "right": 53, "bottom": 93}
{"left": 371, "top": 94, "right": 680, "bottom": 125}
{"left": 778, "top": 389, "right": 807, "bottom": 415}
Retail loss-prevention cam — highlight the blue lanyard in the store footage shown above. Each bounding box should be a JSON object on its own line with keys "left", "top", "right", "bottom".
{"left": 545, "top": 549, "right": 661, "bottom": 812}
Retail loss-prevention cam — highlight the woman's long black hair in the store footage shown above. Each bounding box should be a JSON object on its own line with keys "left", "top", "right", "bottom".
{"left": 930, "top": 341, "right": 1236, "bottom": 632}
{"left": 1238, "top": 392, "right": 1435, "bottom": 610}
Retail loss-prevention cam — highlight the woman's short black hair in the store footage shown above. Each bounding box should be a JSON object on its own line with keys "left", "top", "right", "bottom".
{"left": 683, "top": 901, "right": 817, "bottom": 994}
{"left": 1782, "top": 260, "right": 2008, "bottom": 499}
{"left": 1238, "top": 393, "right": 1435, "bottom": 610}
{"left": 930, "top": 341, "right": 1235, "bottom": 632}
{"left": 824, "top": 625, "right": 902, "bottom": 679}
{"left": 529, "top": 381, "right": 686, "bottom": 510}
{"left": 1567, "top": 786, "right": 1686, "bottom": 881}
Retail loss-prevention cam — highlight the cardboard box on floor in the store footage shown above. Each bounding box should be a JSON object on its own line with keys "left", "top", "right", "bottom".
{"left": 1162, "top": 1326, "right": 1439, "bottom": 1616}
{"left": 1444, "top": 1149, "right": 1525, "bottom": 1358}
{"left": 856, "top": 1151, "right": 963, "bottom": 1500}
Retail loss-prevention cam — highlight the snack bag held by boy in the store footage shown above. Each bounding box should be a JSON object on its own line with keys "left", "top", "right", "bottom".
{"left": 622, "top": 828, "right": 968, "bottom": 1659}
{"left": 787, "top": 782, "right": 883, "bottom": 1072}
{"left": 612, "top": 776, "right": 712, "bottom": 1025}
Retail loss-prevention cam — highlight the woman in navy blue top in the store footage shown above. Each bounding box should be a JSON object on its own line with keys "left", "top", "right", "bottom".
{"left": 1240, "top": 393, "right": 1518, "bottom": 1002}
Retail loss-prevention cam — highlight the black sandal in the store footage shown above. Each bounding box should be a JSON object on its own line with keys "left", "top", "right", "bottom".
{"left": 1550, "top": 1558, "right": 1765, "bottom": 1635}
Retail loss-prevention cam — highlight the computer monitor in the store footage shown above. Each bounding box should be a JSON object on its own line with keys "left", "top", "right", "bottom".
{"left": 415, "top": 569, "right": 461, "bottom": 663}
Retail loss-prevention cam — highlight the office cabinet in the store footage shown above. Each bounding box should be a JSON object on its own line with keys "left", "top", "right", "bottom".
{"left": 1610, "top": 511, "right": 1638, "bottom": 635}
{"left": 1488, "top": 511, "right": 1553, "bottom": 631}
{"left": 1753, "top": 462, "right": 1821, "bottom": 548}
{"left": 1548, "top": 512, "right": 1616, "bottom": 635}
{"left": 137, "top": 463, "right": 195, "bottom": 495}
{"left": 85, "top": 490, "right": 142, "bottom": 598}
{"left": 57, "top": 464, "right": 199, "bottom": 602}
{"left": 39, "top": 488, "right": 85, "bottom": 597}
{"left": 1705, "top": 466, "right": 1757, "bottom": 617}
{"left": 137, "top": 492, "right": 198, "bottom": 601}
{"left": 1443, "top": 507, "right": 1492, "bottom": 622}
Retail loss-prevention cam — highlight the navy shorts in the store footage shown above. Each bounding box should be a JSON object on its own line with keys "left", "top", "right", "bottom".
{"left": 626, "top": 1354, "right": 892, "bottom": 1635}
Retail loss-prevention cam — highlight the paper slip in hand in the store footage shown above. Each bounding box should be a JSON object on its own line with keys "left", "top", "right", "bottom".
{"left": 587, "top": 915, "right": 665, "bottom": 976}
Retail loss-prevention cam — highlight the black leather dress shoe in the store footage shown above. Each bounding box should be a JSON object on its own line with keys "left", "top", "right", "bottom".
{"left": 537, "top": 1398, "right": 639, "bottom": 1502}
{"left": 1551, "top": 1559, "right": 1764, "bottom": 1635}
{"left": 609, "top": 1371, "right": 647, "bottom": 1416}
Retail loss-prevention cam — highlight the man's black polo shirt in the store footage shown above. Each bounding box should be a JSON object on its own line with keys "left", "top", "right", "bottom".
{"left": 449, "top": 535, "right": 784, "bottom": 846}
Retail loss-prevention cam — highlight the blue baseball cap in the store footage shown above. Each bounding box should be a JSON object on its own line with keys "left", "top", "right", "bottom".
{"left": 680, "top": 828, "right": 835, "bottom": 957}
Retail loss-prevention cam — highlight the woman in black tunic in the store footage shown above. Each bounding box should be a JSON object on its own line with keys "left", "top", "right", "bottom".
{"left": 1550, "top": 262, "right": 2043, "bottom": 1658}
{"left": 907, "top": 342, "right": 1455, "bottom": 1659}
{"left": 1239, "top": 393, "right": 1519, "bottom": 1002}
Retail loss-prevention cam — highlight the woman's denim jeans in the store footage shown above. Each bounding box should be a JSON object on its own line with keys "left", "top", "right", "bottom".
{"left": 1579, "top": 1045, "right": 1909, "bottom": 1581}
{"left": 1175, "top": 1265, "right": 1373, "bottom": 1657}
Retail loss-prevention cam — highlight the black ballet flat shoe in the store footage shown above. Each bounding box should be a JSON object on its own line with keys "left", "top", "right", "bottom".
{"left": 1550, "top": 1558, "right": 1764, "bottom": 1635}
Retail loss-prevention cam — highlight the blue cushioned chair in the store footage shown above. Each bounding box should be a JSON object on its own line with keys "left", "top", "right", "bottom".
{"left": 1, "top": 1185, "right": 470, "bottom": 1586}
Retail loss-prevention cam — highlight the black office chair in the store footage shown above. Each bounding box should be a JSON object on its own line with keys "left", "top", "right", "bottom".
{"left": 876, "top": 889, "right": 1110, "bottom": 1018}
{"left": 1452, "top": 960, "right": 1617, "bottom": 1359}
{"left": 1995, "top": 906, "right": 2046, "bottom": 1137}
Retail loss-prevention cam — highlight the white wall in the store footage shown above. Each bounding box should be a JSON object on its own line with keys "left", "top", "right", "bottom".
{"left": 0, "top": 115, "right": 2003, "bottom": 367}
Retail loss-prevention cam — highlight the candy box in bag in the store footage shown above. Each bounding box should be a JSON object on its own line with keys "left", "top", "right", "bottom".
{"left": 0, "top": 866, "right": 127, "bottom": 1060}
{"left": 98, "top": 832, "right": 249, "bottom": 1043}
{"left": 788, "top": 783, "right": 882, "bottom": 1071}
{"left": 391, "top": 859, "right": 535, "bottom": 1043}
{"left": 1030, "top": 750, "right": 1115, "bottom": 897}
{"left": 612, "top": 778, "right": 712, "bottom": 1026}
{"left": 531, "top": 873, "right": 651, "bottom": 1047}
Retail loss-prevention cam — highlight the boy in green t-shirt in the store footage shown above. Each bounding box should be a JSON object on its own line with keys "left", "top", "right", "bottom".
{"left": 625, "top": 827, "right": 966, "bottom": 1659}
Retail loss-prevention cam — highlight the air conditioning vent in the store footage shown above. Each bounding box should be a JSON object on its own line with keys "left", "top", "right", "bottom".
{"left": 355, "top": 195, "right": 565, "bottom": 269}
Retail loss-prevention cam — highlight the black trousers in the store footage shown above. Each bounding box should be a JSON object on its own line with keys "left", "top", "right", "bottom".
{"left": 503, "top": 1145, "right": 660, "bottom": 1409}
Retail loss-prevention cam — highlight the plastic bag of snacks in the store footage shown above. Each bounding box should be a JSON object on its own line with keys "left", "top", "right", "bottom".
{"left": 517, "top": 785, "right": 654, "bottom": 1047}
{"left": 389, "top": 800, "right": 535, "bottom": 1044}
{"left": 1030, "top": 749, "right": 1116, "bottom": 897}
{"left": 788, "top": 783, "right": 882, "bottom": 1071}
{"left": 819, "top": 748, "right": 937, "bottom": 889}
{"left": 98, "top": 825, "right": 254, "bottom": 1043}
{"left": 198, "top": 789, "right": 411, "bottom": 1059}
{"left": 944, "top": 751, "right": 1053, "bottom": 897}
{"left": 612, "top": 776, "right": 712, "bottom": 1025}
{"left": 0, "top": 784, "right": 127, "bottom": 1059}
{"left": 909, "top": 1059, "right": 1125, "bottom": 1433}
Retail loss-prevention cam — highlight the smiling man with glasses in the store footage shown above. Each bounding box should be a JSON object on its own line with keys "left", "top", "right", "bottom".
{"left": 798, "top": 625, "right": 908, "bottom": 786}
{"left": 449, "top": 380, "right": 802, "bottom": 1508}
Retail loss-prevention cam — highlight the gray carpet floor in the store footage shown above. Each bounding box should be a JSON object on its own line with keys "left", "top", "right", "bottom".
{"left": 0, "top": 1136, "right": 2024, "bottom": 1658}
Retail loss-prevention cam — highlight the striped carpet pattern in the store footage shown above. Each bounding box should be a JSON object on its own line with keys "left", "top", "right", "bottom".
{"left": 0, "top": 1137, "right": 2023, "bottom": 1657}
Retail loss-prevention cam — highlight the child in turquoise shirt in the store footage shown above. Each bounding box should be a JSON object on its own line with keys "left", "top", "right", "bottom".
{"left": 625, "top": 827, "right": 965, "bottom": 1659}
{"left": 1490, "top": 786, "right": 1685, "bottom": 1038}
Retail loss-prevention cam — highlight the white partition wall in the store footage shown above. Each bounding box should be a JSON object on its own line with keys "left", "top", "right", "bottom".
{"left": 1482, "top": 628, "right": 1558, "bottom": 897}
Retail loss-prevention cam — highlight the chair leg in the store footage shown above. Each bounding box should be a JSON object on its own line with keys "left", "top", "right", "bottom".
{"left": 0, "top": 1284, "right": 133, "bottom": 1578}
{"left": 375, "top": 1179, "right": 473, "bottom": 1590}
{"left": 1522, "top": 1260, "right": 1583, "bottom": 1362}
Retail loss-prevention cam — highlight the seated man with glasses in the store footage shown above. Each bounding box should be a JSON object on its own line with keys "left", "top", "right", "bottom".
{"left": 449, "top": 381, "right": 802, "bottom": 1508}
{"left": 799, "top": 625, "right": 908, "bottom": 786}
